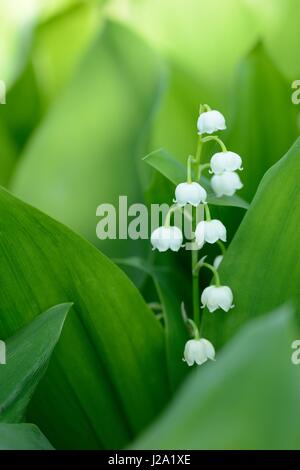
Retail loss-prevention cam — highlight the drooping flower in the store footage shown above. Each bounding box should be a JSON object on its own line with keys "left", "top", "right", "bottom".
{"left": 201, "top": 285, "right": 234, "bottom": 312}
{"left": 195, "top": 219, "right": 226, "bottom": 249}
{"left": 211, "top": 171, "right": 243, "bottom": 197}
{"left": 174, "top": 182, "right": 207, "bottom": 207}
{"left": 213, "top": 255, "right": 223, "bottom": 270}
{"left": 183, "top": 338, "right": 215, "bottom": 366}
{"left": 150, "top": 226, "right": 183, "bottom": 252}
{"left": 210, "top": 151, "right": 242, "bottom": 174}
{"left": 197, "top": 110, "right": 226, "bottom": 135}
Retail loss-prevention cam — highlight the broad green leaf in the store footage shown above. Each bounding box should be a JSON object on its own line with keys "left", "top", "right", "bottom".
{"left": 133, "top": 306, "right": 300, "bottom": 449}
{"left": 144, "top": 149, "right": 249, "bottom": 209}
{"left": 11, "top": 20, "right": 164, "bottom": 260}
{"left": 0, "top": 303, "right": 71, "bottom": 423}
{"left": 0, "top": 423, "right": 53, "bottom": 450}
{"left": 115, "top": 257, "right": 189, "bottom": 390}
{"left": 0, "top": 187, "right": 169, "bottom": 449}
{"left": 227, "top": 44, "right": 299, "bottom": 201}
{"left": 203, "top": 137, "right": 300, "bottom": 347}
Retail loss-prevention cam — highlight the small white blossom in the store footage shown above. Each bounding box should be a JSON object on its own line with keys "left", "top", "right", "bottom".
{"left": 210, "top": 151, "right": 242, "bottom": 174}
{"left": 174, "top": 182, "right": 207, "bottom": 207}
{"left": 213, "top": 255, "right": 223, "bottom": 270}
{"left": 197, "top": 110, "right": 226, "bottom": 135}
{"left": 201, "top": 285, "right": 234, "bottom": 312}
{"left": 195, "top": 219, "right": 226, "bottom": 249}
{"left": 183, "top": 338, "right": 215, "bottom": 366}
{"left": 151, "top": 226, "right": 183, "bottom": 252}
{"left": 211, "top": 171, "right": 243, "bottom": 197}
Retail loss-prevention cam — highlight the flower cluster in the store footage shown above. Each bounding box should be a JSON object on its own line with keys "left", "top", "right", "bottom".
{"left": 150, "top": 105, "right": 242, "bottom": 367}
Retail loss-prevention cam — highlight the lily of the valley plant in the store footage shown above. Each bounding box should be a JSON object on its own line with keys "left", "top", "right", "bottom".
{"left": 151, "top": 104, "right": 243, "bottom": 366}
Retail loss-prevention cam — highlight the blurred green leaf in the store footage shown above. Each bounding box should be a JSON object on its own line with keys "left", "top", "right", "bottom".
{"left": 0, "top": 423, "right": 53, "bottom": 450}
{"left": 110, "top": 0, "right": 259, "bottom": 105}
{"left": 149, "top": 63, "right": 206, "bottom": 165}
{"left": 0, "top": 118, "right": 17, "bottom": 186}
{"left": 0, "top": 0, "right": 36, "bottom": 87}
{"left": 32, "top": 1, "right": 102, "bottom": 107}
{"left": 2, "top": 62, "right": 43, "bottom": 153}
{"left": 133, "top": 305, "right": 300, "bottom": 449}
{"left": 227, "top": 43, "right": 299, "bottom": 201}
{"left": 11, "top": 20, "right": 165, "bottom": 259}
{"left": 144, "top": 149, "right": 249, "bottom": 209}
{"left": 243, "top": 0, "right": 300, "bottom": 80}
{"left": 203, "top": 137, "right": 300, "bottom": 347}
{"left": 0, "top": 187, "right": 169, "bottom": 449}
{"left": 0, "top": 303, "right": 71, "bottom": 423}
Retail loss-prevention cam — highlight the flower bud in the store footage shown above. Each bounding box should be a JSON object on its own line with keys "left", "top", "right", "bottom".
{"left": 197, "top": 110, "right": 226, "bottom": 135}
{"left": 201, "top": 285, "right": 234, "bottom": 312}
{"left": 151, "top": 226, "right": 183, "bottom": 252}
{"left": 213, "top": 255, "right": 223, "bottom": 269}
{"left": 211, "top": 171, "right": 243, "bottom": 197}
{"left": 210, "top": 151, "right": 242, "bottom": 174}
{"left": 183, "top": 338, "right": 215, "bottom": 366}
{"left": 195, "top": 219, "right": 226, "bottom": 249}
{"left": 174, "top": 182, "right": 207, "bottom": 207}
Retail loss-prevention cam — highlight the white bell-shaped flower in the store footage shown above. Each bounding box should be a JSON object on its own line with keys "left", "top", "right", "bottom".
{"left": 174, "top": 182, "right": 207, "bottom": 207}
{"left": 201, "top": 285, "right": 234, "bottom": 312}
{"left": 197, "top": 110, "right": 226, "bottom": 135}
{"left": 213, "top": 255, "right": 223, "bottom": 270}
{"left": 151, "top": 226, "right": 183, "bottom": 252}
{"left": 211, "top": 171, "right": 243, "bottom": 197}
{"left": 195, "top": 219, "right": 226, "bottom": 249}
{"left": 183, "top": 338, "right": 215, "bottom": 366}
{"left": 210, "top": 151, "right": 242, "bottom": 174}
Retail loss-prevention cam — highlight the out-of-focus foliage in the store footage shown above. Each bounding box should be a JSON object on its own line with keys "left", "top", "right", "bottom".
{"left": 11, "top": 20, "right": 164, "bottom": 260}
{"left": 243, "top": 0, "right": 300, "bottom": 80}
{"left": 227, "top": 44, "right": 299, "bottom": 201}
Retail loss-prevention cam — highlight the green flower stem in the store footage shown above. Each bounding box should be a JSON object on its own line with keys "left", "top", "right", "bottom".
{"left": 193, "top": 261, "right": 221, "bottom": 286}
{"left": 202, "top": 135, "right": 227, "bottom": 152}
{"left": 192, "top": 248, "right": 200, "bottom": 329}
{"left": 203, "top": 104, "right": 211, "bottom": 112}
{"left": 204, "top": 203, "right": 212, "bottom": 221}
{"left": 187, "top": 155, "right": 196, "bottom": 183}
{"left": 186, "top": 318, "right": 200, "bottom": 339}
{"left": 164, "top": 204, "right": 182, "bottom": 227}
{"left": 217, "top": 240, "right": 226, "bottom": 255}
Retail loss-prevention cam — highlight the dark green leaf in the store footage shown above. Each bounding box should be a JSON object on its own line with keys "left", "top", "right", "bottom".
{"left": 0, "top": 303, "right": 71, "bottom": 423}
{"left": 115, "top": 257, "right": 189, "bottom": 390}
{"left": 0, "top": 187, "right": 169, "bottom": 449}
